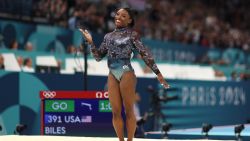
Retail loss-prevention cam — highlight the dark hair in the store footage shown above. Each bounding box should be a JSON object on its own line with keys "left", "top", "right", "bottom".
{"left": 23, "top": 58, "right": 31, "bottom": 65}
{"left": 116, "top": 7, "right": 136, "bottom": 27}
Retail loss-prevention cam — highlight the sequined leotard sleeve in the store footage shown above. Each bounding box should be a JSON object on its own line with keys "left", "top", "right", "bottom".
{"left": 90, "top": 34, "right": 109, "bottom": 61}
{"left": 130, "top": 30, "right": 160, "bottom": 75}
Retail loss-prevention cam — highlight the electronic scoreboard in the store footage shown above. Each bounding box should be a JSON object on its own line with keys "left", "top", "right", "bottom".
{"left": 39, "top": 91, "right": 115, "bottom": 136}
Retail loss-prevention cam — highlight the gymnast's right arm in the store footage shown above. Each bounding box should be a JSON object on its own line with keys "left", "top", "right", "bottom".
{"left": 79, "top": 29, "right": 108, "bottom": 61}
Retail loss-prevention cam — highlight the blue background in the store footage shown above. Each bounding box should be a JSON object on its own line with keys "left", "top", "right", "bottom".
{"left": 0, "top": 71, "right": 250, "bottom": 136}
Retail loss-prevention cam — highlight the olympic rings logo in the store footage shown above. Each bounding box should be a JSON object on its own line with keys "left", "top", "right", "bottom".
{"left": 42, "top": 91, "right": 56, "bottom": 98}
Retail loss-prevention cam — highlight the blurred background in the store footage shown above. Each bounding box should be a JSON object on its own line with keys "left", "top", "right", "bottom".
{"left": 0, "top": 0, "right": 249, "bottom": 139}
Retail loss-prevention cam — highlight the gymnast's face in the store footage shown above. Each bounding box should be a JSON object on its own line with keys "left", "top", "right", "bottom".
{"left": 115, "top": 9, "right": 132, "bottom": 28}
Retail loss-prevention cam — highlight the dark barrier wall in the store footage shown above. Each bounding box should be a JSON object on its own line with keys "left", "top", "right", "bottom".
{"left": 0, "top": 70, "right": 250, "bottom": 135}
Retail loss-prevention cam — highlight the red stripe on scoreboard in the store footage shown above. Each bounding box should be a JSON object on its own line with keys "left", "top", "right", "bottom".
{"left": 39, "top": 91, "right": 108, "bottom": 99}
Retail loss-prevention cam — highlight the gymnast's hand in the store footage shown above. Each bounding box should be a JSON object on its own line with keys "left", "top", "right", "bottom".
{"left": 157, "top": 73, "right": 170, "bottom": 89}
{"left": 79, "top": 29, "right": 93, "bottom": 44}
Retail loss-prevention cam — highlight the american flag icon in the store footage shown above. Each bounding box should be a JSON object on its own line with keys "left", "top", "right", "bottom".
{"left": 81, "top": 116, "right": 92, "bottom": 123}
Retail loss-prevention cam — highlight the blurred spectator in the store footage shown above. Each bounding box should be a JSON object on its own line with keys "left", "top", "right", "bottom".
{"left": 0, "top": 54, "right": 5, "bottom": 69}
{"left": 24, "top": 42, "right": 34, "bottom": 52}
{"left": 66, "top": 44, "right": 77, "bottom": 55}
{"left": 103, "top": 0, "right": 122, "bottom": 31}
{"left": 22, "top": 58, "right": 35, "bottom": 73}
{"left": 68, "top": 7, "right": 82, "bottom": 30}
{"left": 0, "top": 34, "right": 4, "bottom": 48}
{"left": 9, "top": 40, "right": 19, "bottom": 50}
{"left": 50, "top": 0, "right": 68, "bottom": 27}
{"left": 214, "top": 70, "right": 225, "bottom": 78}
{"left": 240, "top": 73, "right": 250, "bottom": 81}
{"left": 34, "top": 0, "right": 68, "bottom": 27}
{"left": 1, "top": 0, "right": 250, "bottom": 52}
{"left": 228, "top": 71, "right": 241, "bottom": 81}
{"left": 16, "top": 56, "right": 24, "bottom": 67}
{"left": 68, "top": 0, "right": 90, "bottom": 30}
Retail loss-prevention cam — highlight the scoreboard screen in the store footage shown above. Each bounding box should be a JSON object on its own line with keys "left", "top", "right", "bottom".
{"left": 39, "top": 91, "right": 114, "bottom": 136}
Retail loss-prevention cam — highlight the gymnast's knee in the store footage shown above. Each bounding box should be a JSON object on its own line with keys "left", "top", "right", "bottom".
{"left": 112, "top": 110, "right": 122, "bottom": 119}
{"left": 125, "top": 110, "right": 135, "bottom": 120}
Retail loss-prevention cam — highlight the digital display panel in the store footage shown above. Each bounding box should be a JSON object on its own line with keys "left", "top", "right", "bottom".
{"left": 39, "top": 91, "right": 115, "bottom": 136}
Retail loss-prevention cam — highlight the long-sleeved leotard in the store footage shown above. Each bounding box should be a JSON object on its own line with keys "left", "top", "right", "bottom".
{"left": 90, "top": 27, "right": 160, "bottom": 81}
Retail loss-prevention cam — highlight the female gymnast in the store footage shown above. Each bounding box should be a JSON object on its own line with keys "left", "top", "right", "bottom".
{"left": 79, "top": 7, "right": 169, "bottom": 141}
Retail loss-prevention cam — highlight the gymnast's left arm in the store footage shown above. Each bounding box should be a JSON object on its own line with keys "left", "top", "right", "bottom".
{"left": 131, "top": 30, "right": 170, "bottom": 89}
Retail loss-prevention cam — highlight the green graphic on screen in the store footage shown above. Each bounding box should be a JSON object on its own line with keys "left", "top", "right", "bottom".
{"left": 45, "top": 100, "right": 75, "bottom": 112}
{"left": 99, "top": 100, "right": 112, "bottom": 112}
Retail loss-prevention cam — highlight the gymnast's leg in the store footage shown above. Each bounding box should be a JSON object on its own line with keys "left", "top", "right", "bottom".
{"left": 108, "top": 73, "right": 124, "bottom": 141}
{"left": 120, "top": 71, "right": 137, "bottom": 141}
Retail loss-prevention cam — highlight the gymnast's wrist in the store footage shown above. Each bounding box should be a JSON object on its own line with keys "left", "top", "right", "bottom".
{"left": 155, "top": 70, "right": 161, "bottom": 76}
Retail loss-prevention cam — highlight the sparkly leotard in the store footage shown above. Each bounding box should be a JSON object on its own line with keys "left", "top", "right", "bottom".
{"left": 90, "top": 27, "right": 160, "bottom": 81}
